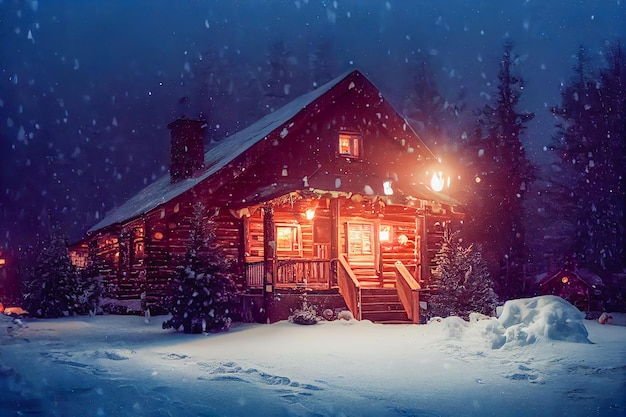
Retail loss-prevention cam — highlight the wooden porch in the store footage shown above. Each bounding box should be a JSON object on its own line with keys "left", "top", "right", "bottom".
{"left": 245, "top": 255, "right": 423, "bottom": 324}
{"left": 238, "top": 194, "right": 458, "bottom": 324}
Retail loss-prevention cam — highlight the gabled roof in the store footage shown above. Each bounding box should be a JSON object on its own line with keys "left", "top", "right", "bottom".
{"left": 538, "top": 268, "right": 605, "bottom": 289}
{"left": 88, "top": 69, "right": 453, "bottom": 234}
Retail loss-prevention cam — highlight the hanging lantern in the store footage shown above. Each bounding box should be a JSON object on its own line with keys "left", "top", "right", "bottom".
{"left": 431, "top": 171, "right": 445, "bottom": 192}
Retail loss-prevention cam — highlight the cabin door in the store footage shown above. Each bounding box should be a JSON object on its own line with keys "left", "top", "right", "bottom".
{"left": 346, "top": 222, "right": 377, "bottom": 265}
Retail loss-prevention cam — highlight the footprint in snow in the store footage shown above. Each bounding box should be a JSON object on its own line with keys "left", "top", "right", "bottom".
{"left": 163, "top": 353, "right": 188, "bottom": 360}
{"left": 197, "top": 361, "right": 324, "bottom": 393}
{"left": 506, "top": 373, "right": 538, "bottom": 381}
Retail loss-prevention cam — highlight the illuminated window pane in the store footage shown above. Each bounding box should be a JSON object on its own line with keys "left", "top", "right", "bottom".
{"left": 276, "top": 225, "right": 301, "bottom": 254}
{"left": 338, "top": 132, "right": 362, "bottom": 158}
{"left": 347, "top": 223, "right": 373, "bottom": 255}
{"left": 379, "top": 225, "right": 392, "bottom": 242}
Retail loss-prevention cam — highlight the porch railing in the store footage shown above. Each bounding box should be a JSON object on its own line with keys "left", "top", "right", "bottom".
{"left": 245, "top": 259, "right": 332, "bottom": 289}
{"left": 395, "top": 260, "right": 421, "bottom": 324}
{"left": 276, "top": 259, "right": 331, "bottom": 287}
{"left": 245, "top": 260, "right": 265, "bottom": 288}
{"left": 337, "top": 254, "right": 361, "bottom": 320}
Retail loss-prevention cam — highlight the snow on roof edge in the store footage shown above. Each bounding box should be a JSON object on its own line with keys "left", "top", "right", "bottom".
{"left": 87, "top": 69, "right": 361, "bottom": 234}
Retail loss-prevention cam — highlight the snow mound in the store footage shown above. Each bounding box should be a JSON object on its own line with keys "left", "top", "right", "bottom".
{"left": 439, "top": 315, "right": 469, "bottom": 339}
{"left": 498, "top": 295, "right": 590, "bottom": 346}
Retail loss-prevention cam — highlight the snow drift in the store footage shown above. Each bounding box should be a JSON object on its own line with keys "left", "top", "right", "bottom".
{"left": 498, "top": 295, "right": 591, "bottom": 346}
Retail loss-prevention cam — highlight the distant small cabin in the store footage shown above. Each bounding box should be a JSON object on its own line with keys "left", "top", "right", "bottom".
{"left": 536, "top": 268, "right": 605, "bottom": 312}
{"left": 70, "top": 70, "right": 463, "bottom": 324}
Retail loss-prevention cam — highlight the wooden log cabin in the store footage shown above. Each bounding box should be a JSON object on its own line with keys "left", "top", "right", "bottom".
{"left": 70, "top": 69, "right": 463, "bottom": 324}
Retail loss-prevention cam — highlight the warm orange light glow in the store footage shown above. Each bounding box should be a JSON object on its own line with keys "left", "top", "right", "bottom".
{"left": 153, "top": 232, "right": 164, "bottom": 240}
{"left": 383, "top": 180, "right": 393, "bottom": 196}
{"left": 379, "top": 225, "right": 391, "bottom": 242}
{"left": 431, "top": 172, "right": 445, "bottom": 192}
{"left": 338, "top": 132, "right": 361, "bottom": 157}
{"left": 0, "top": 259, "right": 5, "bottom": 266}
{"left": 561, "top": 276, "right": 569, "bottom": 284}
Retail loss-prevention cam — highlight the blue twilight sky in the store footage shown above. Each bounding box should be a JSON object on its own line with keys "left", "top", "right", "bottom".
{"left": 1, "top": 0, "right": 625, "bottom": 248}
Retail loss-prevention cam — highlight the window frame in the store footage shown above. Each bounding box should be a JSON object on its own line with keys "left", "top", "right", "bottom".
{"left": 337, "top": 131, "right": 363, "bottom": 159}
{"left": 275, "top": 223, "right": 303, "bottom": 257}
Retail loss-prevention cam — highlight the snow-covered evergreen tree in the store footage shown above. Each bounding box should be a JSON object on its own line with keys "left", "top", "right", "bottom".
{"left": 24, "top": 231, "right": 84, "bottom": 318}
{"left": 163, "top": 203, "right": 237, "bottom": 334}
{"left": 78, "top": 242, "right": 106, "bottom": 315}
{"left": 429, "top": 229, "right": 498, "bottom": 320}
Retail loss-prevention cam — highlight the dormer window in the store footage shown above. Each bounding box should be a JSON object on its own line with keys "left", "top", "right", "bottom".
{"left": 338, "top": 131, "right": 362, "bottom": 159}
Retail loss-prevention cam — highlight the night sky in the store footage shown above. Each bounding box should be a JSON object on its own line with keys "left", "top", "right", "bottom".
{"left": 1, "top": 0, "right": 625, "bottom": 254}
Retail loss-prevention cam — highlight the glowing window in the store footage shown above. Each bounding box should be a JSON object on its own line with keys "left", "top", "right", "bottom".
{"left": 276, "top": 224, "right": 302, "bottom": 255}
{"left": 338, "top": 132, "right": 362, "bottom": 158}
{"left": 69, "top": 251, "right": 88, "bottom": 269}
{"left": 347, "top": 223, "right": 373, "bottom": 256}
{"left": 379, "top": 225, "right": 392, "bottom": 243}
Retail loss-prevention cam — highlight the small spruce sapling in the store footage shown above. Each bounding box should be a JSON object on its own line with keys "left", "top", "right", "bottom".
{"left": 288, "top": 292, "right": 319, "bottom": 325}
{"left": 429, "top": 228, "right": 498, "bottom": 320}
{"left": 163, "top": 204, "right": 237, "bottom": 334}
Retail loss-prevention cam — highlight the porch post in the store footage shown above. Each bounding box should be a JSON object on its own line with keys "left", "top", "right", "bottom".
{"left": 329, "top": 198, "right": 340, "bottom": 288}
{"left": 263, "top": 206, "right": 276, "bottom": 322}
{"left": 418, "top": 213, "right": 429, "bottom": 285}
{"left": 239, "top": 215, "right": 250, "bottom": 280}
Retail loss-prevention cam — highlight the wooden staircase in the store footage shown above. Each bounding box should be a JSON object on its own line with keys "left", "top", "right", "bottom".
{"left": 349, "top": 261, "right": 395, "bottom": 288}
{"left": 360, "top": 288, "right": 411, "bottom": 324}
{"left": 341, "top": 258, "right": 412, "bottom": 324}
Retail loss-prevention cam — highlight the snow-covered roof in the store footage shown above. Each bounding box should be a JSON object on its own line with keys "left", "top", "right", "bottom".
{"left": 538, "top": 268, "right": 605, "bottom": 288}
{"left": 89, "top": 70, "right": 359, "bottom": 233}
{"left": 87, "top": 68, "right": 456, "bottom": 234}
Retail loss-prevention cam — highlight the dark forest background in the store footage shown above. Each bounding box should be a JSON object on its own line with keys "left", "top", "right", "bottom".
{"left": 1, "top": 1, "right": 624, "bottom": 299}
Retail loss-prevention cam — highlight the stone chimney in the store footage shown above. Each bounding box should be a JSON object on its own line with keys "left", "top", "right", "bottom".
{"left": 167, "top": 118, "right": 206, "bottom": 183}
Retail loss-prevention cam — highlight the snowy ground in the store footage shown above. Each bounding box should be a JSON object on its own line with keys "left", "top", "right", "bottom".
{"left": 1, "top": 296, "right": 624, "bottom": 417}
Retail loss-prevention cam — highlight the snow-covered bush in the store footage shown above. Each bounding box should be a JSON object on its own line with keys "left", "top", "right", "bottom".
{"left": 77, "top": 261, "right": 106, "bottom": 316}
{"left": 288, "top": 293, "right": 319, "bottom": 325}
{"left": 337, "top": 310, "right": 355, "bottom": 321}
{"left": 24, "top": 232, "right": 86, "bottom": 318}
{"left": 429, "top": 230, "right": 498, "bottom": 319}
{"left": 163, "top": 204, "right": 237, "bottom": 334}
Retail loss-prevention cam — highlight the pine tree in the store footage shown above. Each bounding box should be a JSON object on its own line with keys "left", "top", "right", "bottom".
{"left": 462, "top": 40, "right": 535, "bottom": 299}
{"left": 262, "top": 40, "right": 304, "bottom": 113}
{"left": 163, "top": 204, "right": 237, "bottom": 334}
{"left": 404, "top": 55, "right": 444, "bottom": 135}
{"left": 429, "top": 230, "right": 498, "bottom": 319}
{"left": 309, "top": 39, "right": 337, "bottom": 89}
{"left": 588, "top": 41, "right": 625, "bottom": 272}
{"left": 78, "top": 240, "right": 107, "bottom": 315}
{"left": 549, "top": 42, "right": 626, "bottom": 273}
{"left": 24, "top": 231, "right": 84, "bottom": 318}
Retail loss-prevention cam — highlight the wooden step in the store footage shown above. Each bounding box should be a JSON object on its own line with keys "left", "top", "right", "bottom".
{"left": 362, "top": 310, "right": 410, "bottom": 322}
{"left": 361, "top": 302, "right": 405, "bottom": 312}
{"left": 352, "top": 268, "right": 377, "bottom": 277}
{"left": 360, "top": 288, "right": 411, "bottom": 323}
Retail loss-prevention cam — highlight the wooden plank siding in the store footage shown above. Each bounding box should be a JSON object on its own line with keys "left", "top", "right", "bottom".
{"left": 241, "top": 196, "right": 428, "bottom": 289}
{"left": 84, "top": 194, "right": 452, "bottom": 307}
